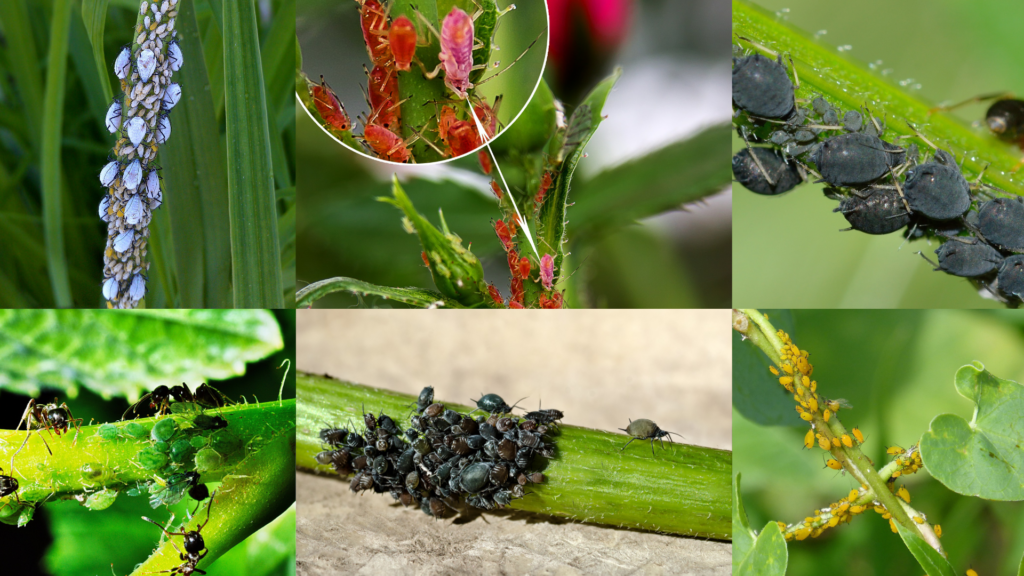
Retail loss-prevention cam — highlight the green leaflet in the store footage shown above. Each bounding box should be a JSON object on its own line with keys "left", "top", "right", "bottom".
{"left": 920, "top": 362, "right": 1024, "bottom": 500}
{"left": 296, "top": 276, "right": 463, "bottom": 309}
{"left": 894, "top": 521, "right": 957, "bottom": 576}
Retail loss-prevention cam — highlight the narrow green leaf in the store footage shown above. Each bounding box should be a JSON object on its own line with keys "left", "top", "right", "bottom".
{"left": 41, "top": 0, "right": 74, "bottom": 307}
{"left": 894, "top": 521, "right": 958, "bottom": 576}
{"left": 0, "top": 309, "right": 283, "bottom": 400}
{"left": 538, "top": 68, "right": 621, "bottom": 281}
{"left": 735, "top": 521, "right": 788, "bottom": 576}
{"left": 295, "top": 276, "right": 464, "bottom": 309}
{"left": 732, "top": 474, "right": 756, "bottom": 571}
{"left": 0, "top": 0, "right": 44, "bottom": 152}
{"left": 223, "top": 0, "right": 284, "bottom": 307}
{"left": 161, "top": 0, "right": 232, "bottom": 308}
{"left": 920, "top": 362, "right": 1024, "bottom": 500}
{"left": 80, "top": 0, "right": 112, "bottom": 105}
{"left": 571, "top": 124, "right": 732, "bottom": 237}
{"left": 261, "top": 0, "right": 295, "bottom": 189}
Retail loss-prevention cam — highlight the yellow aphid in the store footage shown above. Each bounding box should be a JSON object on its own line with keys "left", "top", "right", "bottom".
{"left": 887, "top": 446, "right": 904, "bottom": 456}
{"left": 914, "top": 516, "right": 925, "bottom": 524}
{"left": 776, "top": 521, "right": 786, "bottom": 532}
{"left": 848, "top": 489, "right": 859, "bottom": 501}
{"left": 810, "top": 380, "right": 817, "bottom": 392}
{"left": 892, "top": 470, "right": 902, "bottom": 478}
{"left": 889, "top": 518, "right": 897, "bottom": 533}
{"left": 795, "top": 528, "right": 811, "bottom": 541}
{"left": 934, "top": 524, "right": 942, "bottom": 538}
{"left": 823, "top": 409, "right": 831, "bottom": 422}
{"left": 873, "top": 505, "right": 886, "bottom": 514}
{"left": 782, "top": 364, "right": 794, "bottom": 375}
{"left": 818, "top": 437, "right": 831, "bottom": 451}
{"left": 852, "top": 428, "right": 864, "bottom": 444}
{"left": 832, "top": 437, "right": 841, "bottom": 448}
{"left": 795, "top": 405, "right": 805, "bottom": 414}
{"left": 842, "top": 434, "right": 853, "bottom": 448}
{"left": 802, "top": 375, "right": 810, "bottom": 387}
{"left": 882, "top": 512, "right": 891, "bottom": 519}
{"left": 800, "top": 412, "right": 813, "bottom": 422}
{"left": 967, "top": 570, "right": 978, "bottom": 576}
{"left": 827, "top": 516, "right": 839, "bottom": 528}
{"left": 825, "top": 458, "right": 841, "bottom": 470}
{"left": 836, "top": 503, "right": 850, "bottom": 515}
{"left": 897, "top": 486, "right": 911, "bottom": 503}
{"left": 805, "top": 429, "right": 815, "bottom": 449}
{"left": 779, "top": 376, "right": 794, "bottom": 386}
{"left": 808, "top": 397, "right": 819, "bottom": 413}
{"left": 769, "top": 366, "right": 779, "bottom": 376}
{"left": 850, "top": 505, "right": 866, "bottom": 514}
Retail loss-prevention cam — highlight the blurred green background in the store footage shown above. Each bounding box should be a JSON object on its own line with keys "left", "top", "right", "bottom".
{"left": 0, "top": 310, "right": 296, "bottom": 576}
{"left": 733, "top": 0, "right": 1024, "bottom": 308}
{"left": 297, "top": 0, "right": 733, "bottom": 308}
{"left": 734, "top": 309, "right": 1024, "bottom": 576}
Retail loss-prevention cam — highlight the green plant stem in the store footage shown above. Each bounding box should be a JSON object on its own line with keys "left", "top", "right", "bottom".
{"left": 733, "top": 0, "right": 1023, "bottom": 197}
{"left": 734, "top": 309, "right": 942, "bottom": 553}
{"left": 296, "top": 372, "right": 732, "bottom": 539}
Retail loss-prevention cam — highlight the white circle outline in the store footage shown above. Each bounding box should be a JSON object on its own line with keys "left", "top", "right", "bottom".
{"left": 296, "top": 0, "right": 552, "bottom": 166}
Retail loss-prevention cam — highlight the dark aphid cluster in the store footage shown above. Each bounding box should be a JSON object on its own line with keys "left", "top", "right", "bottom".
{"left": 317, "top": 389, "right": 560, "bottom": 517}
{"left": 732, "top": 40, "right": 1024, "bottom": 305}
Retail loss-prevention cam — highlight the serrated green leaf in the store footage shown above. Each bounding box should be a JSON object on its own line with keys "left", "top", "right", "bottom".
{"left": 894, "top": 521, "right": 958, "bottom": 576}
{"left": 920, "top": 362, "right": 1024, "bottom": 500}
{"left": 296, "top": 276, "right": 465, "bottom": 309}
{"left": 223, "top": 0, "right": 283, "bottom": 307}
{"left": 571, "top": 124, "right": 732, "bottom": 238}
{"left": 735, "top": 520, "right": 787, "bottom": 576}
{"left": 0, "top": 310, "right": 283, "bottom": 400}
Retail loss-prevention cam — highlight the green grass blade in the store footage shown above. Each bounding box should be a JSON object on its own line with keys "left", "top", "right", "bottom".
{"left": 80, "top": 0, "right": 112, "bottom": 105}
{"left": 296, "top": 374, "right": 732, "bottom": 539}
{"left": 295, "top": 277, "right": 463, "bottom": 309}
{"left": 41, "top": 0, "right": 73, "bottom": 307}
{"left": 159, "top": 0, "right": 231, "bottom": 308}
{"left": 0, "top": 0, "right": 44, "bottom": 153}
{"left": 223, "top": 0, "right": 283, "bottom": 308}
{"left": 68, "top": 7, "right": 110, "bottom": 150}
{"left": 571, "top": 124, "right": 732, "bottom": 238}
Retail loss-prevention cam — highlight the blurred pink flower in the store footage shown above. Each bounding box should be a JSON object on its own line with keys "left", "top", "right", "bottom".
{"left": 546, "top": 0, "right": 632, "bottom": 101}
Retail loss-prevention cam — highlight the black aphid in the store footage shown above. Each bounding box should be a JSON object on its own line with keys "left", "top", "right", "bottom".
{"left": 835, "top": 188, "right": 911, "bottom": 235}
{"left": 0, "top": 465, "right": 20, "bottom": 504}
{"left": 732, "top": 53, "right": 796, "bottom": 119}
{"left": 619, "top": 418, "right": 682, "bottom": 457}
{"left": 927, "top": 239, "right": 1004, "bottom": 277}
{"left": 472, "top": 393, "right": 520, "bottom": 415}
{"left": 998, "top": 255, "right": 1024, "bottom": 301}
{"left": 320, "top": 427, "right": 349, "bottom": 447}
{"left": 732, "top": 147, "right": 804, "bottom": 196}
{"left": 903, "top": 149, "right": 971, "bottom": 221}
{"left": 811, "top": 132, "right": 905, "bottom": 187}
{"left": 976, "top": 197, "right": 1024, "bottom": 251}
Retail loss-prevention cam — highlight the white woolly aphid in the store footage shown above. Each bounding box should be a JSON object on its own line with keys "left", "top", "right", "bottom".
{"left": 167, "top": 41, "right": 183, "bottom": 72}
{"left": 113, "top": 229, "right": 135, "bottom": 253}
{"left": 124, "top": 194, "right": 145, "bottom": 225}
{"left": 137, "top": 49, "right": 157, "bottom": 83}
{"left": 123, "top": 159, "right": 143, "bottom": 190}
{"left": 99, "top": 196, "right": 111, "bottom": 222}
{"left": 163, "top": 83, "right": 182, "bottom": 110}
{"left": 99, "top": 161, "right": 120, "bottom": 187}
{"left": 126, "top": 116, "right": 148, "bottom": 147}
{"left": 114, "top": 47, "right": 131, "bottom": 80}
{"left": 129, "top": 274, "right": 146, "bottom": 301}
{"left": 146, "top": 169, "right": 161, "bottom": 199}
{"left": 102, "top": 277, "right": 119, "bottom": 300}
{"left": 105, "top": 100, "right": 122, "bottom": 134}
{"left": 155, "top": 115, "right": 171, "bottom": 144}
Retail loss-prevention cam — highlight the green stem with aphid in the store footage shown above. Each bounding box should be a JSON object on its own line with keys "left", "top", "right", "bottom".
{"left": 0, "top": 401, "right": 295, "bottom": 575}
{"left": 296, "top": 372, "right": 732, "bottom": 539}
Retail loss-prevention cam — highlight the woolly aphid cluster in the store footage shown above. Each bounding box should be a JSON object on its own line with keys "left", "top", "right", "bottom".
{"left": 767, "top": 328, "right": 936, "bottom": 542}
{"left": 316, "top": 388, "right": 559, "bottom": 517}
{"left": 732, "top": 49, "right": 1024, "bottom": 305}
{"left": 100, "top": 0, "right": 184, "bottom": 308}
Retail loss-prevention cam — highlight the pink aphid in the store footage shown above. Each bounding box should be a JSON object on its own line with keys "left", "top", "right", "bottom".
{"left": 540, "top": 254, "right": 555, "bottom": 290}
{"left": 437, "top": 7, "right": 475, "bottom": 99}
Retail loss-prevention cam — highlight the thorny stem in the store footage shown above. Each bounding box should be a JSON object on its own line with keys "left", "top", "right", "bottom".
{"left": 732, "top": 310, "right": 943, "bottom": 555}
{"left": 296, "top": 372, "right": 732, "bottom": 539}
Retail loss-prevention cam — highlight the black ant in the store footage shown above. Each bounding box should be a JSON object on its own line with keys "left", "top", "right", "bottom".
{"left": 0, "top": 465, "right": 20, "bottom": 510}
{"left": 12, "top": 398, "right": 82, "bottom": 472}
{"left": 125, "top": 383, "right": 234, "bottom": 420}
{"left": 930, "top": 92, "right": 1024, "bottom": 171}
{"left": 141, "top": 492, "right": 216, "bottom": 575}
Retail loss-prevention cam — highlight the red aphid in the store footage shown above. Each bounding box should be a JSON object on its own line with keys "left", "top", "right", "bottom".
{"left": 364, "top": 124, "right": 412, "bottom": 162}
{"left": 421, "top": 250, "right": 430, "bottom": 266}
{"left": 539, "top": 292, "right": 563, "bottom": 309}
{"left": 518, "top": 257, "right": 531, "bottom": 280}
{"left": 487, "top": 284, "right": 503, "bottom": 306}
{"left": 478, "top": 150, "right": 493, "bottom": 174}
{"left": 540, "top": 253, "right": 554, "bottom": 290}
{"left": 489, "top": 180, "right": 503, "bottom": 201}
{"left": 311, "top": 76, "right": 351, "bottom": 131}
{"left": 437, "top": 105, "right": 458, "bottom": 142}
{"left": 358, "top": 0, "right": 392, "bottom": 67}
{"left": 367, "top": 65, "right": 400, "bottom": 131}
{"left": 494, "top": 219, "right": 515, "bottom": 251}
{"left": 474, "top": 98, "right": 500, "bottom": 139}
{"left": 534, "top": 171, "right": 552, "bottom": 206}
{"left": 389, "top": 15, "right": 417, "bottom": 72}
{"left": 510, "top": 276, "right": 525, "bottom": 306}
{"left": 507, "top": 250, "right": 520, "bottom": 279}
{"left": 447, "top": 121, "right": 481, "bottom": 157}
{"left": 437, "top": 7, "right": 475, "bottom": 98}
{"left": 509, "top": 300, "right": 525, "bottom": 309}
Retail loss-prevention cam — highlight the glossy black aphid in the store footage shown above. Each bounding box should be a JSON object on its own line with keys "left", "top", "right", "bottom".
{"left": 472, "top": 393, "right": 517, "bottom": 415}
{"left": 732, "top": 53, "right": 795, "bottom": 120}
{"left": 976, "top": 197, "right": 1024, "bottom": 251}
{"left": 902, "top": 149, "right": 971, "bottom": 221}
{"left": 142, "top": 492, "right": 215, "bottom": 575}
{"left": 619, "top": 418, "right": 682, "bottom": 457}
{"left": 414, "top": 386, "right": 434, "bottom": 413}
{"left": 0, "top": 465, "right": 20, "bottom": 503}
{"left": 835, "top": 188, "right": 911, "bottom": 235}
{"left": 998, "top": 255, "right": 1024, "bottom": 302}
{"left": 811, "top": 132, "right": 905, "bottom": 187}
{"left": 732, "top": 147, "right": 804, "bottom": 195}
{"left": 928, "top": 239, "right": 1004, "bottom": 277}
{"left": 320, "top": 427, "right": 349, "bottom": 447}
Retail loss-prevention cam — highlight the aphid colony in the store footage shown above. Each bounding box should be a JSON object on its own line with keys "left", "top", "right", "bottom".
{"left": 732, "top": 41, "right": 1024, "bottom": 305}
{"left": 308, "top": 0, "right": 524, "bottom": 165}
{"left": 767, "top": 329, "right": 938, "bottom": 543}
{"left": 316, "top": 388, "right": 559, "bottom": 516}
{"left": 100, "top": 0, "right": 184, "bottom": 308}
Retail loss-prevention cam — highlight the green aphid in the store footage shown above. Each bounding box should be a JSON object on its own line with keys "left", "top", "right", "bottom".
{"left": 148, "top": 471, "right": 199, "bottom": 508}
{"left": 138, "top": 446, "right": 169, "bottom": 470}
{"left": 151, "top": 418, "right": 178, "bottom": 442}
{"left": 124, "top": 422, "right": 149, "bottom": 439}
{"left": 97, "top": 423, "right": 119, "bottom": 441}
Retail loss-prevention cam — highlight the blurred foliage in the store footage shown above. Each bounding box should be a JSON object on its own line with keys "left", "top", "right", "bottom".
{"left": 0, "top": 309, "right": 295, "bottom": 576}
{"left": 734, "top": 310, "right": 1024, "bottom": 576}
{"left": 0, "top": 0, "right": 295, "bottom": 308}
{"left": 733, "top": 0, "right": 1024, "bottom": 308}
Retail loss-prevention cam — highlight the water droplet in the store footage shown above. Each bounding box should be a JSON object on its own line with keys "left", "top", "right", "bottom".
{"left": 814, "top": 30, "right": 827, "bottom": 39}
{"left": 899, "top": 78, "right": 915, "bottom": 87}
{"left": 775, "top": 7, "right": 790, "bottom": 20}
{"left": 881, "top": 69, "right": 893, "bottom": 76}
{"left": 838, "top": 45, "right": 852, "bottom": 52}
{"left": 869, "top": 60, "right": 883, "bottom": 70}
